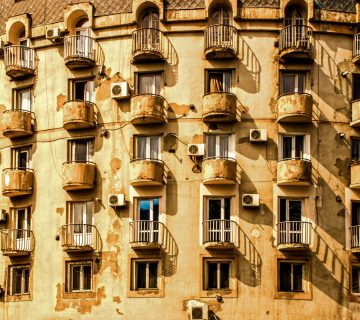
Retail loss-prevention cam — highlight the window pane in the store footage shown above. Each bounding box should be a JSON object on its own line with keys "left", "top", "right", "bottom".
{"left": 207, "top": 135, "right": 216, "bottom": 158}
{"left": 72, "top": 266, "right": 81, "bottom": 291}
{"left": 136, "top": 263, "right": 147, "bottom": 289}
{"left": 297, "top": 73, "right": 305, "bottom": 93}
{"left": 207, "top": 263, "right": 218, "bottom": 289}
{"left": 223, "top": 72, "right": 231, "bottom": 92}
{"left": 13, "top": 268, "right": 22, "bottom": 294}
{"left": 148, "top": 263, "right": 158, "bottom": 289}
{"left": 224, "top": 198, "right": 231, "bottom": 220}
{"left": 293, "top": 264, "right": 303, "bottom": 291}
{"left": 352, "top": 267, "right": 360, "bottom": 293}
{"left": 279, "top": 262, "right": 291, "bottom": 291}
{"left": 150, "top": 137, "right": 159, "bottom": 159}
{"left": 289, "top": 201, "right": 302, "bottom": 221}
{"left": 74, "top": 141, "right": 88, "bottom": 162}
{"left": 279, "top": 198, "right": 287, "bottom": 222}
{"left": 208, "top": 199, "right": 221, "bottom": 220}
{"left": 353, "top": 139, "right": 360, "bottom": 161}
{"left": 281, "top": 74, "right": 295, "bottom": 95}
{"left": 295, "top": 136, "right": 304, "bottom": 158}
{"left": 352, "top": 202, "right": 360, "bottom": 226}
{"left": 219, "top": 135, "right": 229, "bottom": 158}
{"left": 18, "top": 150, "right": 28, "bottom": 168}
{"left": 282, "top": 136, "right": 292, "bottom": 159}
{"left": 139, "top": 74, "right": 159, "bottom": 95}
{"left": 23, "top": 268, "right": 29, "bottom": 293}
{"left": 353, "top": 75, "right": 360, "bottom": 101}
{"left": 220, "top": 263, "right": 230, "bottom": 289}
{"left": 83, "top": 265, "right": 92, "bottom": 290}
{"left": 139, "top": 200, "right": 150, "bottom": 220}
{"left": 153, "top": 198, "right": 159, "bottom": 221}
{"left": 136, "top": 136, "right": 147, "bottom": 159}
{"left": 209, "top": 72, "right": 224, "bottom": 93}
{"left": 18, "top": 89, "right": 31, "bottom": 111}
{"left": 74, "top": 81, "right": 86, "bottom": 100}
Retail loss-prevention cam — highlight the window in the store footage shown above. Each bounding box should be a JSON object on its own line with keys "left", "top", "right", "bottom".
{"left": 11, "top": 207, "right": 31, "bottom": 251}
{"left": 351, "top": 202, "right": 360, "bottom": 248}
{"left": 352, "top": 265, "right": 360, "bottom": 294}
{"left": 204, "top": 198, "right": 231, "bottom": 242}
{"left": 279, "top": 134, "right": 309, "bottom": 160}
{"left": 71, "top": 79, "right": 94, "bottom": 102}
{"left": 353, "top": 74, "right": 360, "bottom": 101}
{"left": 134, "top": 198, "right": 159, "bottom": 243}
{"left": 279, "top": 198, "right": 302, "bottom": 222}
{"left": 352, "top": 138, "right": 360, "bottom": 161}
{"left": 9, "top": 265, "right": 30, "bottom": 295}
{"left": 284, "top": 6, "right": 305, "bottom": 26}
{"left": 134, "top": 136, "right": 160, "bottom": 160}
{"left": 210, "top": 7, "right": 230, "bottom": 26}
{"left": 12, "top": 146, "right": 31, "bottom": 169}
{"left": 131, "top": 260, "right": 159, "bottom": 290}
{"left": 14, "top": 87, "right": 32, "bottom": 111}
{"left": 280, "top": 72, "right": 305, "bottom": 95}
{"left": 206, "top": 70, "right": 231, "bottom": 93}
{"left": 204, "top": 260, "right": 230, "bottom": 290}
{"left": 137, "top": 73, "right": 161, "bottom": 95}
{"left": 68, "top": 139, "right": 94, "bottom": 162}
{"left": 67, "top": 202, "right": 93, "bottom": 246}
{"left": 205, "top": 134, "right": 234, "bottom": 159}
{"left": 278, "top": 261, "right": 305, "bottom": 292}
{"left": 66, "top": 261, "right": 92, "bottom": 292}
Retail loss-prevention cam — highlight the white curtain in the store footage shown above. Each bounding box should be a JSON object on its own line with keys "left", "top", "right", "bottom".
{"left": 219, "top": 135, "right": 229, "bottom": 158}
{"left": 137, "top": 137, "right": 147, "bottom": 159}
{"left": 150, "top": 137, "right": 159, "bottom": 159}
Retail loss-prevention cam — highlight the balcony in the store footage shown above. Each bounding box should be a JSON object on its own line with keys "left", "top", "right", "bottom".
{"left": 4, "top": 46, "right": 35, "bottom": 79}
{"left": 276, "top": 93, "right": 313, "bottom": 123}
{"left": 350, "top": 162, "right": 360, "bottom": 189}
{"left": 64, "top": 35, "right": 98, "bottom": 69}
{"left": 279, "top": 25, "right": 313, "bottom": 61}
{"left": 350, "top": 99, "right": 360, "bottom": 127}
{"left": 2, "top": 109, "right": 34, "bottom": 138}
{"left": 353, "top": 33, "right": 360, "bottom": 64}
{"left": 204, "top": 25, "right": 238, "bottom": 59}
{"left": 130, "top": 159, "right": 164, "bottom": 186}
{"left": 202, "top": 219, "right": 239, "bottom": 249}
{"left": 0, "top": 229, "right": 34, "bottom": 256}
{"left": 2, "top": 168, "right": 33, "bottom": 197}
{"left": 277, "top": 159, "right": 312, "bottom": 186}
{"left": 350, "top": 225, "right": 360, "bottom": 253}
{"left": 61, "top": 224, "right": 102, "bottom": 253}
{"left": 202, "top": 92, "right": 237, "bottom": 123}
{"left": 130, "top": 94, "right": 166, "bottom": 125}
{"left": 62, "top": 161, "right": 96, "bottom": 191}
{"left": 132, "top": 28, "right": 165, "bottom": 61}
{"left": 277, "top": 221, "right": 312, "bottom": 250}
{"left": 129, "top": 221, "right": 164, "bottom": 250}
{"left": 63, "top": 100, "right": 96, "bottom": 130}
{"left": 202, "top": 157, "right": 237, "bottom": 185}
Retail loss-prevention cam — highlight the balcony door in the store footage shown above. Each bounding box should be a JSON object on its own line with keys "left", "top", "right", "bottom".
{"left": 13, "top": 147, "right": 31, "bottom": 169}
{"left": 210, "top": 7, "right": 231, "bottom": 43}
{"left": 141, "top": 9, "right": 160, "bottom": 49}
{"left": 18, "top": 29, "right": 32, "bottom": 69}
{"left": 284, "top": 6, "right": 307, "bottom": 47}
{"left": 69, "top": 202, "right": 93, "bottom": 246}
{"left": 14, "top": 208, "right": 31, "bottom": 251}
{"left": 73, "top": 79, "right": 94, "bottom": 102}
{"left": 137, "top": 198, "right": 159, "bottom": 242}
{"left": 138, "top": 73, "right": 160, "bottom": 95}
{"left": 279, "top": 199, "right": 304, "bottom": 243}
{"left": 206, "top": 134, "right": 231, "bottom": 159}
{"left": 206, "top": 198, "right": 231, "bottom": 242}
{"left": 16, "top": 88, "right": 32, "bottom": 112}
{"left": 74, "top": 18, "right": 92, "bottom": 58}
{"left": 352, "top": 202, "right": 360, "bottom": 247}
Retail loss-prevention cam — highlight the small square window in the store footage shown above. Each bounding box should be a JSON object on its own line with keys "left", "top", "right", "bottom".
{"left": 9, "top": 265, "right": 30, "bottom": 295}
{"left": 352, "top": 138, "right": 360, "bottom": 162}
{"left": 12, "top": 146, "right": 32, "bottom": 169}
{"left": 278, "top": 262, "right": 304, "bottom": 292}
{"left": 68, "top": 139, "right": 94, "bottom": 162}
{"left": 137, "top": 73, "right": 161, "bottom": 95}
{"left": 279, "top": 134, "right": 310, "bottom": 160}
{"left": 131, "top": 260, "right": 159, "bottom": 290}
{"left": 66, "top": 261, "right": 93, "bottom": 293}
{"left": 206, "top": 70, "right": 231, "bottom": 94}
{"left": 280, "top": 72, "right": 306, "bottom": 95}
{"left": 134, "top": 136, "right": 161, "bottom": 160}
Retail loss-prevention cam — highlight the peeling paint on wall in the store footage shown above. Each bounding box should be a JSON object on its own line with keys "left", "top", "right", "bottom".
{"left": 56, "top": 94, "right": 67, "bottom": 112}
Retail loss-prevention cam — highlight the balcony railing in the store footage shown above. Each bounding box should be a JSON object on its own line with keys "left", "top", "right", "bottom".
{"left": 202, "top": 92, "right": 237, "bottom": 122}
{"left": 4, "top": 46, "right": 35, "bottom": 78}
{"left": 61, "top": 224, "right": 102, "bottom": 252}
{"left": 276, "top": 93, "right": 313, "bottom": 123}
{"left": 0, "top": 229, "right": 34, "bottom": 255}
{"left": 63, "top": 100, "right": 96, "bottom": 130}
{"left": 353, "top": 33, "right": 360, "bottom": 61}
{"left": 129, "top": 220, "right": 165, "bottom": 249}
{"left": 132, "top": 28, "right": 165, "bottom": 61}
{"left": 277, "top": 221, "right": 312, "bottom": 247}
{"left": 202, "top": 156, "right": 237, "bottom": 185}
{"left": 351, "top": 225, "right": 360, "bottom": 249}
{"left": 277, "top": 158, "right": 312, "bottom": 186}
{"left": 202, "top": 219, "right": 239, "bottom": 248}
{"left": 2, "top": 109, "right": 35, "bottom": 138}
{"left": 2, "top": 167, "right": 34, "bottom": 197}
{"left": 130, "top": 94, "right": 166, "bottom": 125}
{"left": 62, "top": 161, "right": 96, "bottom": 190}
{"left": 130, "top": 158, "right": 165, "bottom": 186}
{"left": 204, "top": 25, "right": 238, "bottom": 59}
{"left": 279, "top": 25, "right": 313, "bottom": 59}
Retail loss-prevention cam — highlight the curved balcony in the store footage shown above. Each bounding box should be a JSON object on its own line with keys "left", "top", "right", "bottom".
{"left": 63, "top": 100, "right": 96, "bottom": 130}
{"left": 277, "top": 159, "right": 312, "bottom": 186}
{"left": 64, "top": 35, "right": 98, "bottom": 69}
{"left": 130, "top": 94, "right": 166, "bottom": 125}
{"left": 350, "top": 162, "right": 360, "bottom": 189}
{"left": 204, "top": 25, "right": 238, "bottom": 59}
{"left": 4, "top": 46, "right": 35, "bottom": 79}
{"left": 202, "top": 219, "right": 239, "bottom": 249}
{"left": 276, "top": 93, "right": 313, "bottom": 123}
{"left": 132, "top": 28, "right": 165, "bottom": 61}
{"left": 353, "top": 33, "right": 360, "bottom": 64}
{"left": 2, "top": 109, "right": 34, "bottom": 138}
{"left": 0, "top": 229, "right": 34, "bottom": 256}
{"left": 62, "top": 161, "right": 96, "bottom": 191}
{"left": 202, "top": 92, "right": 237, "bottom": 123}
{"left": 277, "top": 221, "right": 312, "bottom": 250}
{"left": 61, "top": 224, "right": 102, "bottom": 253}
{"left": 279, "top": 25, "right": 313, "bottom": 61}
{"left": 350, "top": 99, "right": 360, "bottom": 127}
{"left": 2, "top": 168, "right": 33, "bottom": 197}
{"left": 130, "top": 221, "right": 164, "bottom": 250}
{"left": 202, "top": 157, "right": 237, "bottom": 185}
{"left": 130, "top": 159, "right": 164, "bottom": 186}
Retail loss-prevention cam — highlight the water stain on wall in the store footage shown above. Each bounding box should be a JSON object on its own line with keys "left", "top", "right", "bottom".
{"left": 56, "top": 94, "right": 67, "bottom": 112}
{"left": 99, "top": 251, "right": 120, "bottom": 278}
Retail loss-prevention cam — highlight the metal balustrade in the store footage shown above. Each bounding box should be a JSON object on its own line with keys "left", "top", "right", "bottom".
{"left": 129, "top": 221, "right": 165, "bottom": 246}
{"left": 132, "top": 28, "right": 164, "bottom": 57}
{"left": 202, "top": 219, "right": 239, "bottom": 246}
{"left": 204, "top": 25, "right": 238, "bottom": 53}
{"left": 4, "top": 46, "right": 35, "bottom": 71}
{"left": 61, "top": 224, "right": 102, "bottom": 252}
{"left": 0, "top": 229, "right": 34, "bottom": 254}
{"left": 279, "top": 25, "right": 312, "bottom": 52}
{"left": 277, "top": 221, "right": 312, "bottom": 245}
{"left": 350, "top": 225, "right": 360, "bottom": 248}
{"left": 353, "top": 33, "right": 360, "bottom": 58}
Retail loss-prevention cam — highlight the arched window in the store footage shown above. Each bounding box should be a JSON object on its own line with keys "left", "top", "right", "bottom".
{"left": 73, "top": 17, "right": 93, "bottom": 58}
{"left": 285, "top": 6, "right": 305, "bottom": 27}
{"left": 139, "top": 9, "right": 160, "bottom": 49}
{"left": 210, "top": 7, "right": 230, "bottom": 26}
{"left": 141, "top": 9, "right": 159, "bottom": 30}
{"left": 75, "top": 18, "right": 90, "bottom": 36}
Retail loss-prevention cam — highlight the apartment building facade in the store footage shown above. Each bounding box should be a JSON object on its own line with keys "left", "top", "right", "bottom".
{"left": 0, "top": 0, "right": 357, "bottom": 319}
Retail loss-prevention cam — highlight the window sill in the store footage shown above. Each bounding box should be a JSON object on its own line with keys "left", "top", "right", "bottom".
{"left": 128, "top": 288, "right": 163, "bottom": 298}
{"left": 6, "top": 293, "right": 31, "bottom": 302}
{"left": 63, "top": 291, "right": 96, "bottom": 299}
{"left": 200, "top": 288, "right": 237, "bottom": 298}
{"left": 275, "top": 291, "right": 312, "bottom": 300}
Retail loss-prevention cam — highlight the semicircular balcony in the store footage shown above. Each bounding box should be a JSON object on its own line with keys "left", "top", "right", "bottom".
{"left": 62, "top": 161, "right": 96, "bottom": 191}
{"left": 202, "top": 219, "right": 239, "bottom": 249}
{"left": 279, "top": 25, "right": 313, "bottom": 61}
{"left": 132, "top": 28, "right": 165, "bottom": 61}
{"left": 350, "top": 99, "right": 360, "bottom": 127}
{"left": 64, "top": 35, "right": 98, "bottom": 69}
{"left": 61, "top": 224, "right": 102, "bottom": 253}
{"left": 202, "top": 92, "right": 237, "bottom": 123}
{"left": 4, "top": 46, "right": 36, "bottom": 79}
{"left": 130, "top": 94, "right": 166, "bottom": 125}
{"left": 129, "top": 221, "right": 164, "bottom": 250}
{"left": 277, "top": 159, "right": 312, "bottom": 186}
{"left": 2, "top": 109, "right": 34, "bottom": 138}
{"left": 2, "top": 168, "right": 34, "bottom": 197}
{"left": 0, "top": 229, "right": 34, "bottom": 256}
{"left": 63, "top": 100, "right": 96, "bottom": 130}
{"left": 204, "top": 25, "right": 238, "bottom": 59}
{"left": 202, "top": 157, "right": 237, "bottom": 185}
{"left": 276, "top": 93, "right": 313, "bottom": 123}
{"left": 353, "top": 33, "right": 360, "bottom": 64}
{"left": 277, "top": 221, "right": 312, "bottom": 250}
{"left": 350, "top": 162, "right": 360, "bottom": 189}
{"left": 130, "top": 159, "right": 164, "bottom": 186}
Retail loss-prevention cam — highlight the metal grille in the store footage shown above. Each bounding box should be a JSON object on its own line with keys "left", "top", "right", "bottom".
{"left": 165, "top": 0, "right": 204, "bottom": 10}
{"left": 315, "top": 0, "right": 355, "bottom": 12}
{"left": 240, "top": 0, "right": 279, "bottom": 8}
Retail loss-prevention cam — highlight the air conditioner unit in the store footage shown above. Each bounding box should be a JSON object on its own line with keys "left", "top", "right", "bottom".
{"left": 0, "top": 209, "right": 7, "bottom": 222}
{"left": 108, "top": 194, "right": 126, "bottom": 207}
{"left": 188, "top": 144, "right": 205, "bottom": 156}
{"left": 111, "top": 82, "right": 130, "bottom": 100}
{"left": 250, "top": 129, "right": 267, "bottom": 142}
{"left": 242, "top": 194, "right": 260, "bottom": 207}
{"left": 46, "top": 27, "right": 61, "bottom": 40}
{"left": 190, "top": 305, "right": 208, "bottom": 320}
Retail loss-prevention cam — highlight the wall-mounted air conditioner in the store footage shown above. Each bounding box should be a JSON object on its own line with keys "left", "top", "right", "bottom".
{"left": 242, "top": 194, "right": 260, "bottom": 207}
{"left": 46, "top": 28, "right": 61, "bottom": 40}
{"left": 111, "top": 82, "right": 130, "bottom": 100}
{"left": 108, "top": 194, "right": 126, "bottom": 207}
{"left": 188, "top": 144, "right": 205, "bottom": 156}
{"left": 190, "top": 305, "right": 208, "bottom": 320}
{"left": 250, "top": 129, "right": 267, "bottom": 142}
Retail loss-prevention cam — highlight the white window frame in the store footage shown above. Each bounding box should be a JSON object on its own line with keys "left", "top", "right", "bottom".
{"left": 132, "top": 259, "right": 160, "bottom": 290}
{"left": 207, "top": 70, "right": 232, "bottom": 93}
{"left": 204, "top": 260, "right": 231, "bottom": 290}
{"left": 279, "top": 198, "right": 304, "bottom": 222}
{"left": 134, "top": 136, "right": 161, "bottom": 160}
{"left": 12, "top": 146, "right": 31, "bottom": 169}
{"left": 66, "top": 261, "right": 93, "bottom": 293}
{"left": 72, "top": 79, "right": 94, "bottom": 102}
{"left": 205, "top": 134, "right": 235, "bottom": 159}
{"left": 279, "top": 134, "right": 310, "bottom": 160}
{"left": 68, "top": 139, "right": 94, "bottom": 162}
{"left": 205, "top": 197, "right": 231, "bottom": 220}
{"left": 278, "top": 261, "right": 306, "bottom": 292}
{"left": 15, "top": 87, "right": 32, "bottom": 111}
{"left": 9, "top": 265, "right": 30, "bottom": 295}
